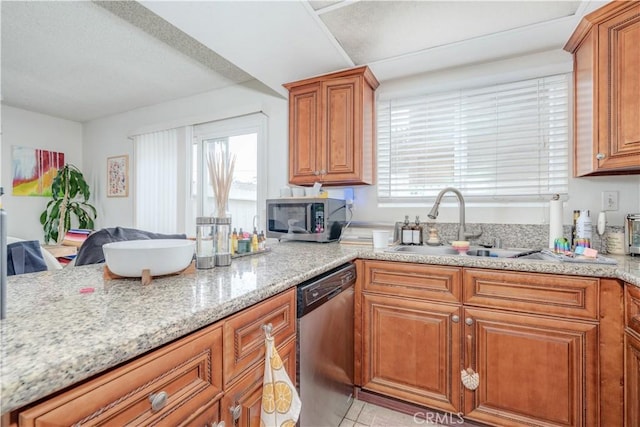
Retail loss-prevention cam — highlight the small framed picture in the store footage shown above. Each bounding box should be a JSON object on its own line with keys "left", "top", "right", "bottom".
{"left": 107, "top": 155, "right": 129, "bottom": 197}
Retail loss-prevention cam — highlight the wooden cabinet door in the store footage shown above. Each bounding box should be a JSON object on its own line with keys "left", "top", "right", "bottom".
{"left": 597, "top": 3, "right": 640, "bottom": 172}
{"left": 626, "top": 331, "right": 640, "bottom": 427}
{"left": 463, "top": 307, "right": 598, "bottom": 427}
{"left": 221, "top": 337, "right": 296, "bottom": 427}
{"left": 322, "top": 76, "right": 360, "bottom": 183}
{"left": 361, "top": 293, "right": 462, "bottom": 413}
{"left": 288, "top": 82, "right": 321, "bottom": 185}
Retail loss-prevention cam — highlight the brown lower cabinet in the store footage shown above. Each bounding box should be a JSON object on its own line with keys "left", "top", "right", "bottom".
{"left": 361, "top": 292, "right": 462, "bottom": 413}
{"left": 462, "top": 307, "right": 597, "bottom": 426}
{"left": 8, "top": 289, "right": 297, "bottom": 427}
{"left": 356, "top": 260, "right": 624, "bottom": 427}
{"left": 626, "top": 284, "right": 640, "bottom": 427}
{"left": 626, "top": 331, "right": 640, "bottom": 427}
{"left": 16, "top": 324, "right": 224, "bottom": 427}
{"left": 221, "top": 337, "right": 296, "bottom": 427}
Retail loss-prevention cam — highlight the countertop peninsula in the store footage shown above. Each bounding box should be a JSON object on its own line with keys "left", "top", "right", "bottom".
{"left": 2, "top": 241, "right": 639, "bottom": 414}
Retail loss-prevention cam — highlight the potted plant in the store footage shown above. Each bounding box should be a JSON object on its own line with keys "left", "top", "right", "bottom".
{"left": 40, "top": 164, "right": 97, "bottom": 244}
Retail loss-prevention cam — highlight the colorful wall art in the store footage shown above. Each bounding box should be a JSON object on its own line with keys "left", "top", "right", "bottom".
{"left": 107, "top": 155, "right": 129, "bottom": 197}
{"left": 12, "top": 146, "right": 65, "bottom": 197}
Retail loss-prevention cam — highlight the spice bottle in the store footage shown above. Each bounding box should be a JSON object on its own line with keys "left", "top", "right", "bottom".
{"left": 251, "top": 227, "right": 259, "bottom": 252}
{"left": 231, "top": 228, "right": 238, "bottom": 255}
{"left": 412, "top": 216, "right": 423, "bottom": 245}
{"left": 401, "top": 215, "right": 413, "bottom": 245}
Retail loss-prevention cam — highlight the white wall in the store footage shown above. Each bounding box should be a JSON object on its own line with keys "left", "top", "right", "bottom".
{"left": 82, "top": 81, "right": 288, "bottom": 231}
{"left": 348, "top": 50, "right": 640, "bottom": 227}
{"left": 0, "top": 105, "right": 83, "bottom": 241}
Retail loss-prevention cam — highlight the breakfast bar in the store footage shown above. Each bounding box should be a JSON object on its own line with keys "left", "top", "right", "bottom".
{"left": 2, "top": 241, "right": 640, "bottom": 420}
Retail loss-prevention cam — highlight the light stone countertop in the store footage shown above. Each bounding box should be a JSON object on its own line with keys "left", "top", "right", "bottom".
{"left": 1, "top": 241, "right": 639, "bottom": 414}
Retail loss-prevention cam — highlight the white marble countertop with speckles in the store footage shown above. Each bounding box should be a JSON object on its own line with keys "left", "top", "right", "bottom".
{"left": 1, "top": 241, "right": 639, "bottom": 414}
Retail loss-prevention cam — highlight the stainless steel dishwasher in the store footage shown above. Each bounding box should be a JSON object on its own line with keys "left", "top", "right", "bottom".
{"left": 297, "top": 262, "right": 355, "bottom": 427}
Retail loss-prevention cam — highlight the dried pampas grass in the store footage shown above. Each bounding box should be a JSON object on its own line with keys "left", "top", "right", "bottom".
{"left": 207, "top": 151, "right": 236, "bottom": 217}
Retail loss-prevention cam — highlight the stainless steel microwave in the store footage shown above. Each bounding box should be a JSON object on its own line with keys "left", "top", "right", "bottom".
{"left": 266, "top": 198, "right": 346, "bottom": 242}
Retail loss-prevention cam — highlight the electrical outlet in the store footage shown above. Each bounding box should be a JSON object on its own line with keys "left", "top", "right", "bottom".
{"left": 601, "top": 191, "right": 619, "bottom": 211}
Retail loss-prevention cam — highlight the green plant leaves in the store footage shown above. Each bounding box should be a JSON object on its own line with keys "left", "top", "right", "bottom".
{"left": 40, "top": 164, "right": 97, "bottom": 243}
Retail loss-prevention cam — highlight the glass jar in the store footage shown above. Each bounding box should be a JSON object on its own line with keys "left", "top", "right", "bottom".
{"left": 214, "top": 217, "right": 232, "bottom": 266}
{"left": 196, "top": 217, "right": 215, "bottom": 269}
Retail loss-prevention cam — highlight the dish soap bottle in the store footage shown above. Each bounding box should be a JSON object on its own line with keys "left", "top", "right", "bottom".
{"left": 401, "top": 215, "right": 413, "bottom": 245}
{"left": 412, "top": 216, "right": 423, "bottom": 245}
{"left": 576, "top": 210, "right": 592, "bottom": 245}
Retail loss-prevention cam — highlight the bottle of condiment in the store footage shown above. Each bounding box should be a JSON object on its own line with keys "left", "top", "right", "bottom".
{"left": 251, "top": 227, "right": 259, "bottom": 252}
{"left": 412, "top": 216, "right": 423, "bottom": 245}
{"left": 231, "top": 228, "right": 238, "bottom": 255}
{"left": 258, "top": 230, "right": 266, "bottom": 250}
{"left": 401, "top": 215, "right": 412, "bottom": 245}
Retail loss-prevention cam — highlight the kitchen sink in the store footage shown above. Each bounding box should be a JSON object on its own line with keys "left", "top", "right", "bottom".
{"left": 386, "top": 245, "right": 459, "bottom": 256}
{"left": 386, "top": 245, "right": 545, "bottom": 259}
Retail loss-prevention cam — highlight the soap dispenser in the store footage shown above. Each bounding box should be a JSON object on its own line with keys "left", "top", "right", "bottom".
{"left": 401, "top": 216, "right": 412, "bottom": 245}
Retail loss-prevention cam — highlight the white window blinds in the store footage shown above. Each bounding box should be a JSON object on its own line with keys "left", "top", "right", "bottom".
{"left": 134, "top": 129, "right": 179, "bottom": 234}
{"left": 377, "top": 74, "right": 569, "bottom": 203}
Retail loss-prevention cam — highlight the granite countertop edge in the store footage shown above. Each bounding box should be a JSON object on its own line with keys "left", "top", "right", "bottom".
{"left": 1, "top": 242, "right": 639, "bottom": 414}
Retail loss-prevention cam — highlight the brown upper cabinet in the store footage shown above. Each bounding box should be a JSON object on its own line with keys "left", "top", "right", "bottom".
{"left": 564, "top": 1, "right": 640, "bottom": 176}
{"left": 284, "top": 66, "right": 380, "bottom": 186}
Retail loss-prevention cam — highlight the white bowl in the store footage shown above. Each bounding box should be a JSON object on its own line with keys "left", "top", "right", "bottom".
{"left": 103, "top": 239, "right": 195, "bottom": 277}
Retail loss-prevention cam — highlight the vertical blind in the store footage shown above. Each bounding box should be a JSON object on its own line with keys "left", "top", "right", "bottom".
{"left": 134, "top": 129, "right": 178, "bottom": 234}
{"left": 377, "top": 74, "right": 569, "bottom": 203}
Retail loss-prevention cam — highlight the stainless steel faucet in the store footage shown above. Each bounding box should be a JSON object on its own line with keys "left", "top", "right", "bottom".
{"left": 427, "top": 187, "right": 482, "bottom": 241}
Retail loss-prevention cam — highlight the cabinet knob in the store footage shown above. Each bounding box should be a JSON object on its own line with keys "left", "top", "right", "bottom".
{"left": 465, "top": 317, "right": 474, "bottom": 326}
{"left": 596, "top": 153, "right": 606, "bottom": 160}
{"left": 451, "top": 315, "right": 460, "bottom": 323}
{"left": 229, "top": 404, "right": 242, "bottom": 421}
{"left": 319, "top": 169, "right": 326, "bottom": 175}
{"left": 148, "top": 391, "right": 168, "bottom": 412}
{"left": 314, "top": 170, "right": 320, "bottom": 176}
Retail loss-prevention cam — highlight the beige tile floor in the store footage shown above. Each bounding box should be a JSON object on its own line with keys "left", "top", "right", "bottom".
{"left": 339, "top": 400, "right": 449, "bottom": 427}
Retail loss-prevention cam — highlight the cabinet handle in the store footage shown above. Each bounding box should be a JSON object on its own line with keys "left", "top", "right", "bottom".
{"left": 209, "top": 422, "right": 226, "bottom": 427}
{"left": 596, "top": 153, "right": 605, "bottom": 160}
{"left": 314, "top": 170, "right": 320, "bottom": 176}
{"left": 229, "top": 404, "right": 241, "bottom": 421}
{"left": 465, "top": 317, "right": 473, "bottom": 326}
{"left": 148, "top": 391, "right": 168, "bottom": 412}
{"left": 451, "top": 315, "right": 460, "bottom": 323}
{"left": 319, "top": 169, "right": 326, "bottom": 175}
{"left": 461, "top": 334, "right": 479, "bottom": 391}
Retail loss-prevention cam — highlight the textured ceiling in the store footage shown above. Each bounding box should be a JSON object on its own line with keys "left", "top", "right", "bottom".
{"left": 1, "top": 0, "right": 606, "bottom": 123}
{"left": 317, "top": 1, "right": 581, "bottom": 64}
{"left": 1, "top": 1, "right": 254, "bottom": 122}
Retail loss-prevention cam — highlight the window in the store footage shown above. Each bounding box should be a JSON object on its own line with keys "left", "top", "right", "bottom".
{"left": 133, "top": 113, "right": 266, "bottom": 236}
{"left": 377, "top": 74, "right": 569, "bottom": 204}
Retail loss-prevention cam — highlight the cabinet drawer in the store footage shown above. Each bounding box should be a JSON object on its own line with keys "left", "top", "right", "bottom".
{"left": 463, "top": 268, "right": 599, "bottom": 320}
{"left": 626, "top": 285, "right": 640, "bottom": 336}
{"left": 19, "top": 323, "right": 223, "bottom": 426}
{"left": 362, "top": 260, "right": 461, "bottom": 303}
{"left": 224, "top": 289, "right": 296, "bottom": 387}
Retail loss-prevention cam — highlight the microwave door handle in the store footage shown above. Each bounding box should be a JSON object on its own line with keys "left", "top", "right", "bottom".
{"left": 307, "top": 203, "right": 313, "bottom": 232}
